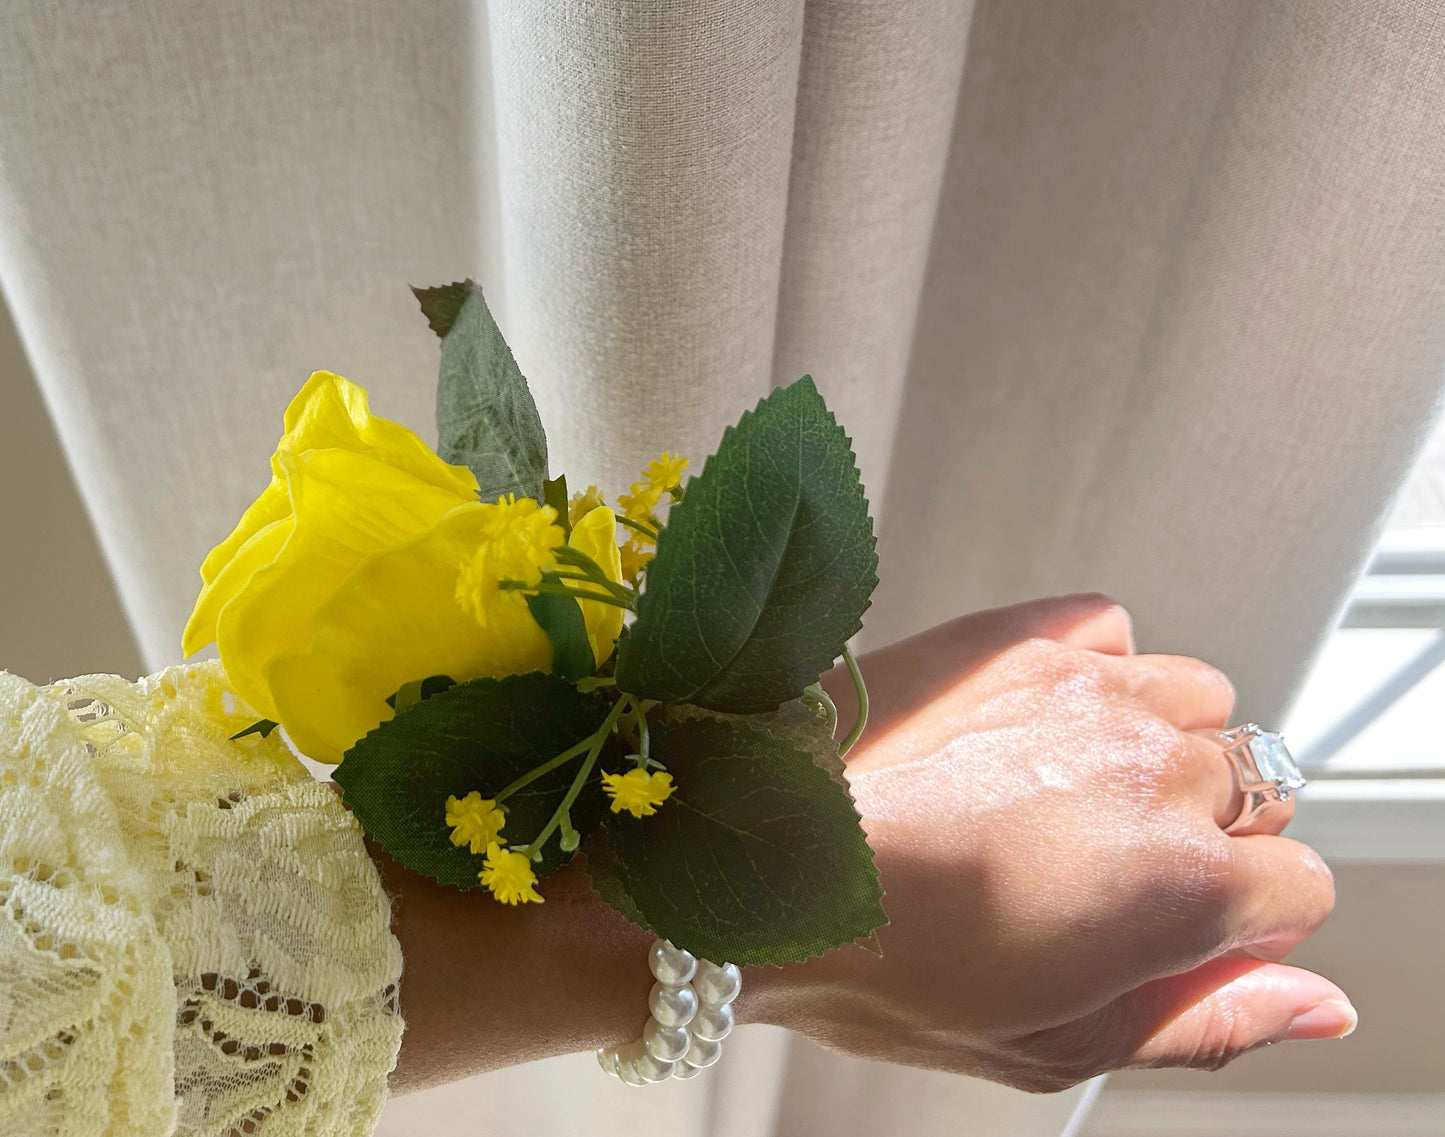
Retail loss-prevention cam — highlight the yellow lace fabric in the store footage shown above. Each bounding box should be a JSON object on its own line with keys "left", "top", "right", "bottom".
{"left": 0, "top": 660, "right": 403, "bottom": 1136}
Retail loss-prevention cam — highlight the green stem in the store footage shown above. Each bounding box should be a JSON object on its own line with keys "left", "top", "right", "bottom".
{"left": 616, "top": 514, "right": 660, "bottom": 542}
{"left": 838, "top": 644, "right": 869, "bottom": 758}
{"left": 804, "top": 683, "right": 839, "bottom": 737}
{"left": 555, "top": 545, "right": 631, "bottom": 590}
{"left": 524, "top": 696, "right": 628, "bottom": 859}
{"left": 576, "top": 675, "right": 616, "bottom": 693}
{"left": 492, "top": 736, "right": 595, "bottom": 804}
{"left": 549, "top": 570, "right": 636, "bottom": 601}
{"left": 499, "top": 580, "right": 636, "bottom": 610}
{"left": 630, "top": 695, "right": 651, "bottom": 765}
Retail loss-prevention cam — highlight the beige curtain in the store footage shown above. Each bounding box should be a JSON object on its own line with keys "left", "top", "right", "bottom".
{"left": 2, "top": 2, "right": 1443, "bottom": 1134}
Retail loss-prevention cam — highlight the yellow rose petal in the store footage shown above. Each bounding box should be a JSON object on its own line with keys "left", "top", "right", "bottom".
{"left": 265, "top": 503, "right": 552, "bottom": 763}
{"left": 182, "top": 517, "right": 294, "bottom": 664}
{"left": 280, "top": 371, "right": 478, "bottom": 499}
{"left": 198, "top": 478, "right": 291, "bottom": 587}
{"left": 215, "top": 447, "right": 474, "bottom": 711}
{"left": 565, "top": 505, "right": 627, "bottom": 666}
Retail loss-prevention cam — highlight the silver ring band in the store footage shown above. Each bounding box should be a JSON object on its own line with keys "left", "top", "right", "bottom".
{"left": 1217, "top": 723, "right": 1306, "bottom": 834}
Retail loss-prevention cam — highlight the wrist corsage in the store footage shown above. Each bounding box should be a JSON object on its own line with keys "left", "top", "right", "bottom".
{"left": 184, "top": 281, "right": 886, "bottom": 1083}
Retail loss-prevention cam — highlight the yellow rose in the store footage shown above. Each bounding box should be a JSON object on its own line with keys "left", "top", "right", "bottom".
{"left": 183, "top": 371, "right": 626, "bottom": 764}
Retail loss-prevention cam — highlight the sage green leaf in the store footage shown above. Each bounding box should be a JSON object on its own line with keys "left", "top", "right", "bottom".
{"left": 411, "top": 281, "right": 471, "bottom": 338}
{"left": 543, "top": 474, "right": 571, "bottom": 537}
{"left": 586, "top": 708, "right": 886, "bottom": 966}
{"left": 615, "top": 376, "right": 877, "bottom": 712}
{"left": 334, "top": 673, "right": 616, "bottom": 888}
{"left": 526, "top": 579, "right": 597, "bottom": 683}
{"left": 431, "top": 281, "right": 549, "bottom": 503}
{"left": 230, "top": 718, "right": 278, "bottom": 740}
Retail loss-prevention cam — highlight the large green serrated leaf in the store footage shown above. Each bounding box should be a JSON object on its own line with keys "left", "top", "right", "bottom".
{"left": 586, "top": 708, "right": 886, "bottom": 966}
{"left": 333, "top": 673, "right": 616, "bottom": 888}
{"left": 429, "top": 281, "right": 550, "bottom": 502}
{"left": 615, "top": 376, "right": 877, "bottom": 712}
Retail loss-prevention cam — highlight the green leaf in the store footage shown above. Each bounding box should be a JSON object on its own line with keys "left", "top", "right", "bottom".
{"left": 586, "top": 707, "right": 886, "bottom": 966}
{"left": 543, "top": 474, "right": 571, "bottom": 537}
{"left": 385, "top": 673, "right": 457, "bottom": 711}
{"left": 579, "top": 829, "right": 650, "bottom": 929}
{"left": 334, "top": 673, "right": 617, "bottom": 887}
{"left": 411, "top": 281, "right": 471, "bottom": 339}
{"left": 429, "top": 280, "right": 550, "bottom": 503}
{"left": 526, "top": 580, "right": 597, "bottom": 683}
{"left": 615, "top": 376, "right": 878, "bottom": 713}
{"left": 230, "top": 718, "right": 279, "bottom": 740}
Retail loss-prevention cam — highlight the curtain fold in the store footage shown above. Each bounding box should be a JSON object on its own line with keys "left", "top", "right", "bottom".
{"left": 3, "top": 2, "right": 1444, "bottom": 1135}
{"left": 870, "top": 0, "right": 1445, "bottom": 723}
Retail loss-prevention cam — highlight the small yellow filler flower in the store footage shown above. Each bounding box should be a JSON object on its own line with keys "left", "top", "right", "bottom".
{"left": 601, "top": 769, "right": 676, "bottom": 818}
{"left": 616, "top": 451, "right": 689, "bottom": 520}
{"left": 568, "top": 484, "right": 607, "bottom": 528}
{"left": 444, "top": 791, "right": 506, "bottom": 854}
{"left": 615, "top": 452, "right": 688, "bottom": 584}
{"left": 479, "top": 842, "right": 544, "bottom": 905}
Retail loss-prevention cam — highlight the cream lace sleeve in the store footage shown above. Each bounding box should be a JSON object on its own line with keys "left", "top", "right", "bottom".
{"left": 0, "top": 660, "right": 404, "bottom": 1137}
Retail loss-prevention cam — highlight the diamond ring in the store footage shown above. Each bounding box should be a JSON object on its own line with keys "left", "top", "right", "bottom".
{"left": 1217, "top": 724, "right": 1307, "bottom": 834}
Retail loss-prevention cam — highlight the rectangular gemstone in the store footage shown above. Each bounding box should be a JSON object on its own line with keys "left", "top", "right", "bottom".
{"left": 1248, "top": 732, "right": 1306, "bottom": 791}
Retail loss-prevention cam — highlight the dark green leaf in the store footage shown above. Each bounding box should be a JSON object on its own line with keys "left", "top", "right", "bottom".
{"left": 385, "top": 674, "right": 457, "bottom": 711}
{"left": 432, "top": 281, "right": 549, "bottom": 503}
{"left": 526, "top": 579, "right": 597, "bottom": 683}
{"left": 543, "top": 474, "right": 571, "bottom": 537}
{"left": 334, "top": 673, "right": 617, "bottom": 887}
{"left": 230, "top": 718, "right": 278, "bottom": 740}
{"left": 586, "top": 707, "right": 886, "bottom": 966}
{"left": 411, "top": 281, "right": 471, "bottom": 339}
{"left": 615, "top": 376, "right": 877, "bottom": 713}
{"left": 579, "top": 829, "right": 650, "bottom": 929}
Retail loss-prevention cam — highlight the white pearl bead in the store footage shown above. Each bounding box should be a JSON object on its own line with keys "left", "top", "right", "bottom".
{"left": 617, "top": 1060, "right": 648, "bottom": 1087}
{"left": 649, "top": 981, "right": 698, "bottom": 1028}
{"left": 596, "top": 1047, "right": 621, "bottom": 1076}
{"left": 690, "top": 1002, "right": 734, "bottom": 1041}
{"left": 634, "top": 1051, "right": 677, "bottom": 1082}
{"left": 643, "top": 1018, "right": 691, "bottom": 1062}
{"left": 649, "top": 939, "right": 698, "bottom": 985}
{"left": 672, "top": 1060, "right": 705, "bottom": 1079}
{"left": 684, "top": 1034, "right": 724, "bottom": 1068}
{"left": 693, "top": 960, "right": 741, "bottom": 1005}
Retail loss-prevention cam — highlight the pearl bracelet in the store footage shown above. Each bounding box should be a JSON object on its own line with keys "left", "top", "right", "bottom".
{"left": 597, "top": 938, "right": 740, "bottom": 1085}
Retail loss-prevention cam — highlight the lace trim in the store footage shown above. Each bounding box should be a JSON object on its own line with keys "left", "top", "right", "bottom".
{"left": 0, "top": 661, "right": 403, "bottom": 1137}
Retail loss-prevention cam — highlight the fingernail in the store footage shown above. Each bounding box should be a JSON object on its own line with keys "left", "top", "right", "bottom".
{"left": 1284, "top": 999, "right": 1358, "bottom": 1041}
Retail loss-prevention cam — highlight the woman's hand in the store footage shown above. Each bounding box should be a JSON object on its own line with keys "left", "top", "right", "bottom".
{"left": 744, "top": 594, "right": 1351, "bottom": 1091}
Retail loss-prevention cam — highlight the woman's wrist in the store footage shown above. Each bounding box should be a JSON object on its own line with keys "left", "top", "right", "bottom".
{"left": 369, "top": 646, "right": 893, "bottom": 1092}
{"left": 375, "top": 843, "right": 656, "bottom": 1093}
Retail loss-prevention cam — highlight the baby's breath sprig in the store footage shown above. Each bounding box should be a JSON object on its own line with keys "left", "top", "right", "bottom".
{"left": 518, "top": 695, "right": 629, "bottom": 863}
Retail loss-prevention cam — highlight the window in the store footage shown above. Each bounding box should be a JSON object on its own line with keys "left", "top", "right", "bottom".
{"left": 1283, "top": 418, "right": 1445, "bottom": 862}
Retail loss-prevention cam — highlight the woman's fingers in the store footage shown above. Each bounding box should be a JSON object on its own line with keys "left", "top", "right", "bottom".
{"left": 1221, "top": 834, "right": 1336, "bottom": 954}
{"left": 1115, "top": 654, "right": 1235, "bottom": 730}
{"left": 1178, "top": 727, "right": 1297, "bottom": 835}
{"left": 1120, "top": 957, "right": 1356, "bottom": 1070}
{"left": 1021, "top": 592, "right": 1135, "bottom": 655}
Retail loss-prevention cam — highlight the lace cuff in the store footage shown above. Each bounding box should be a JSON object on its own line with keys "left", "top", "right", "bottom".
{"left": 0, "top": 661, "right": 403, "bottom": 1137}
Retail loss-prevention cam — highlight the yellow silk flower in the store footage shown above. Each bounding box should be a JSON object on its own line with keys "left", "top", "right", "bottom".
{"left": 183, "top": 370, "right": 626, "bottom": 764}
